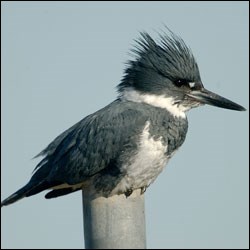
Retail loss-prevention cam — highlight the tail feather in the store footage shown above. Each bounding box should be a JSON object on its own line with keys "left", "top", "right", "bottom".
{"left": 1, "top": 181, "right": 59, "bottom": 207}
{"left": 1, "top": 192, "right": 24, "bottom": 207}
{"left": 1, "top": 184, "right": 32, "bottom": 207}
{"left": 45, "top": 187, "right": 81, "bottom": 199}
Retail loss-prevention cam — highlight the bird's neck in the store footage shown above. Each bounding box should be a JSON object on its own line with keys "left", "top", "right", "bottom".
{"left": 119, "top": 87, "right": 188, "bottom": 119}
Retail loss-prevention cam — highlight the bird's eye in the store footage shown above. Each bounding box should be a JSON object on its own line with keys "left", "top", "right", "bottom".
{"left": 174, "top": 79, "right": 189, "bottom": 87}
{"left": 174, "top": 79, "right": 198, "bottom": 90}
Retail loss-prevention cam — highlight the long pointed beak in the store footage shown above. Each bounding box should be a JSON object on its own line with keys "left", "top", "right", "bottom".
{"left": 187, "top": 88, "right": 246, "bottom": 111}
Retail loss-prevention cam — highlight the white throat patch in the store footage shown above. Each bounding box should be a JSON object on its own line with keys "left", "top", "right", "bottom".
{"left": 121, "top": 88, "right": 188, "bottom": 118}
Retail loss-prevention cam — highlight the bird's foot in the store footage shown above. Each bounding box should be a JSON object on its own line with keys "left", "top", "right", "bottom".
{"left": 124, "top": 189, "right": 133, "bottom": 198}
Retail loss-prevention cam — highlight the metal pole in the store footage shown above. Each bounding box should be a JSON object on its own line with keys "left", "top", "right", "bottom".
{"left": 82, "top": 188, "right": 146, "bottom": 249}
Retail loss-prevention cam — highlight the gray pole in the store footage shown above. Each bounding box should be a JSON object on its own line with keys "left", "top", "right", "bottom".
{"left": 82, "top": 188, "right": 146, "bottom": 249}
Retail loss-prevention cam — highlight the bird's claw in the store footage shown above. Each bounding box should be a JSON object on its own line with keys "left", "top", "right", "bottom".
{"left": 124, "top": 189, "right": 133, "bottom": 197}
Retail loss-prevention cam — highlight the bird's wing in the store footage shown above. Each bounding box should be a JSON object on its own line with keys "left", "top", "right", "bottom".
{"left": 1, "top": 100, "right": 151, "bottom": 206}
{"left": 34, "top": 100, "right": 149, "bottom": 185}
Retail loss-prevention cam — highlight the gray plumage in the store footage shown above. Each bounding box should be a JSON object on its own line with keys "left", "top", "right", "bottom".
{"left": 1, "top": 28, "right": 245, "bottom": 207}
{"left": 118, "top": 31, "right": 201, "bottom": 94}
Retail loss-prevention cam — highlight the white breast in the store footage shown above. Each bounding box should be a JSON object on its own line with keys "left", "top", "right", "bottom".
{"left": 111, "top": 121, "right": 169, "bottom": 195}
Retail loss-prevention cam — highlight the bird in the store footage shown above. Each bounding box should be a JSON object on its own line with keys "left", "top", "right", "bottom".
{"left": 1, "top": 28, "right": 246, "bottom": 207}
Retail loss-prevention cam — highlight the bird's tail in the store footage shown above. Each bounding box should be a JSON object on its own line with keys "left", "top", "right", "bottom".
{"left": 1, "top": 186, "right": 28, "bottom": 207}
{"left": 1, "top": 181, "right": 52, "bottom": 207}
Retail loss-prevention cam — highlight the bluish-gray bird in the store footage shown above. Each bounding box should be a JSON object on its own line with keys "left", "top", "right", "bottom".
{"left": 1, "top": 29, "right": 246, "bottom": 207}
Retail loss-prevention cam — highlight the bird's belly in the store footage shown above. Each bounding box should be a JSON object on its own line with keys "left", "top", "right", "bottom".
{"left": 111, "top": 121, "right": 169, "bottom": 195}
{"left": 125, "top": 148, "right": 168, "bottom": 189}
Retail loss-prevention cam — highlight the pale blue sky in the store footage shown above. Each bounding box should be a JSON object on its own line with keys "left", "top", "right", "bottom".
{"left": 1, "top": 1, "right": 249, "bottom": 249}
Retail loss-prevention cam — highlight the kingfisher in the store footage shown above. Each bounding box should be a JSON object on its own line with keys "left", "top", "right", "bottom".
{"left": 1, "top": 29, "right": 246, "bottom": 207}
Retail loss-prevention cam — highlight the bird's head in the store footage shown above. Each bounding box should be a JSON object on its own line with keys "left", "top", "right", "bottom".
{"left": 118, "top": 29, "right": 245, "bottom": 117}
